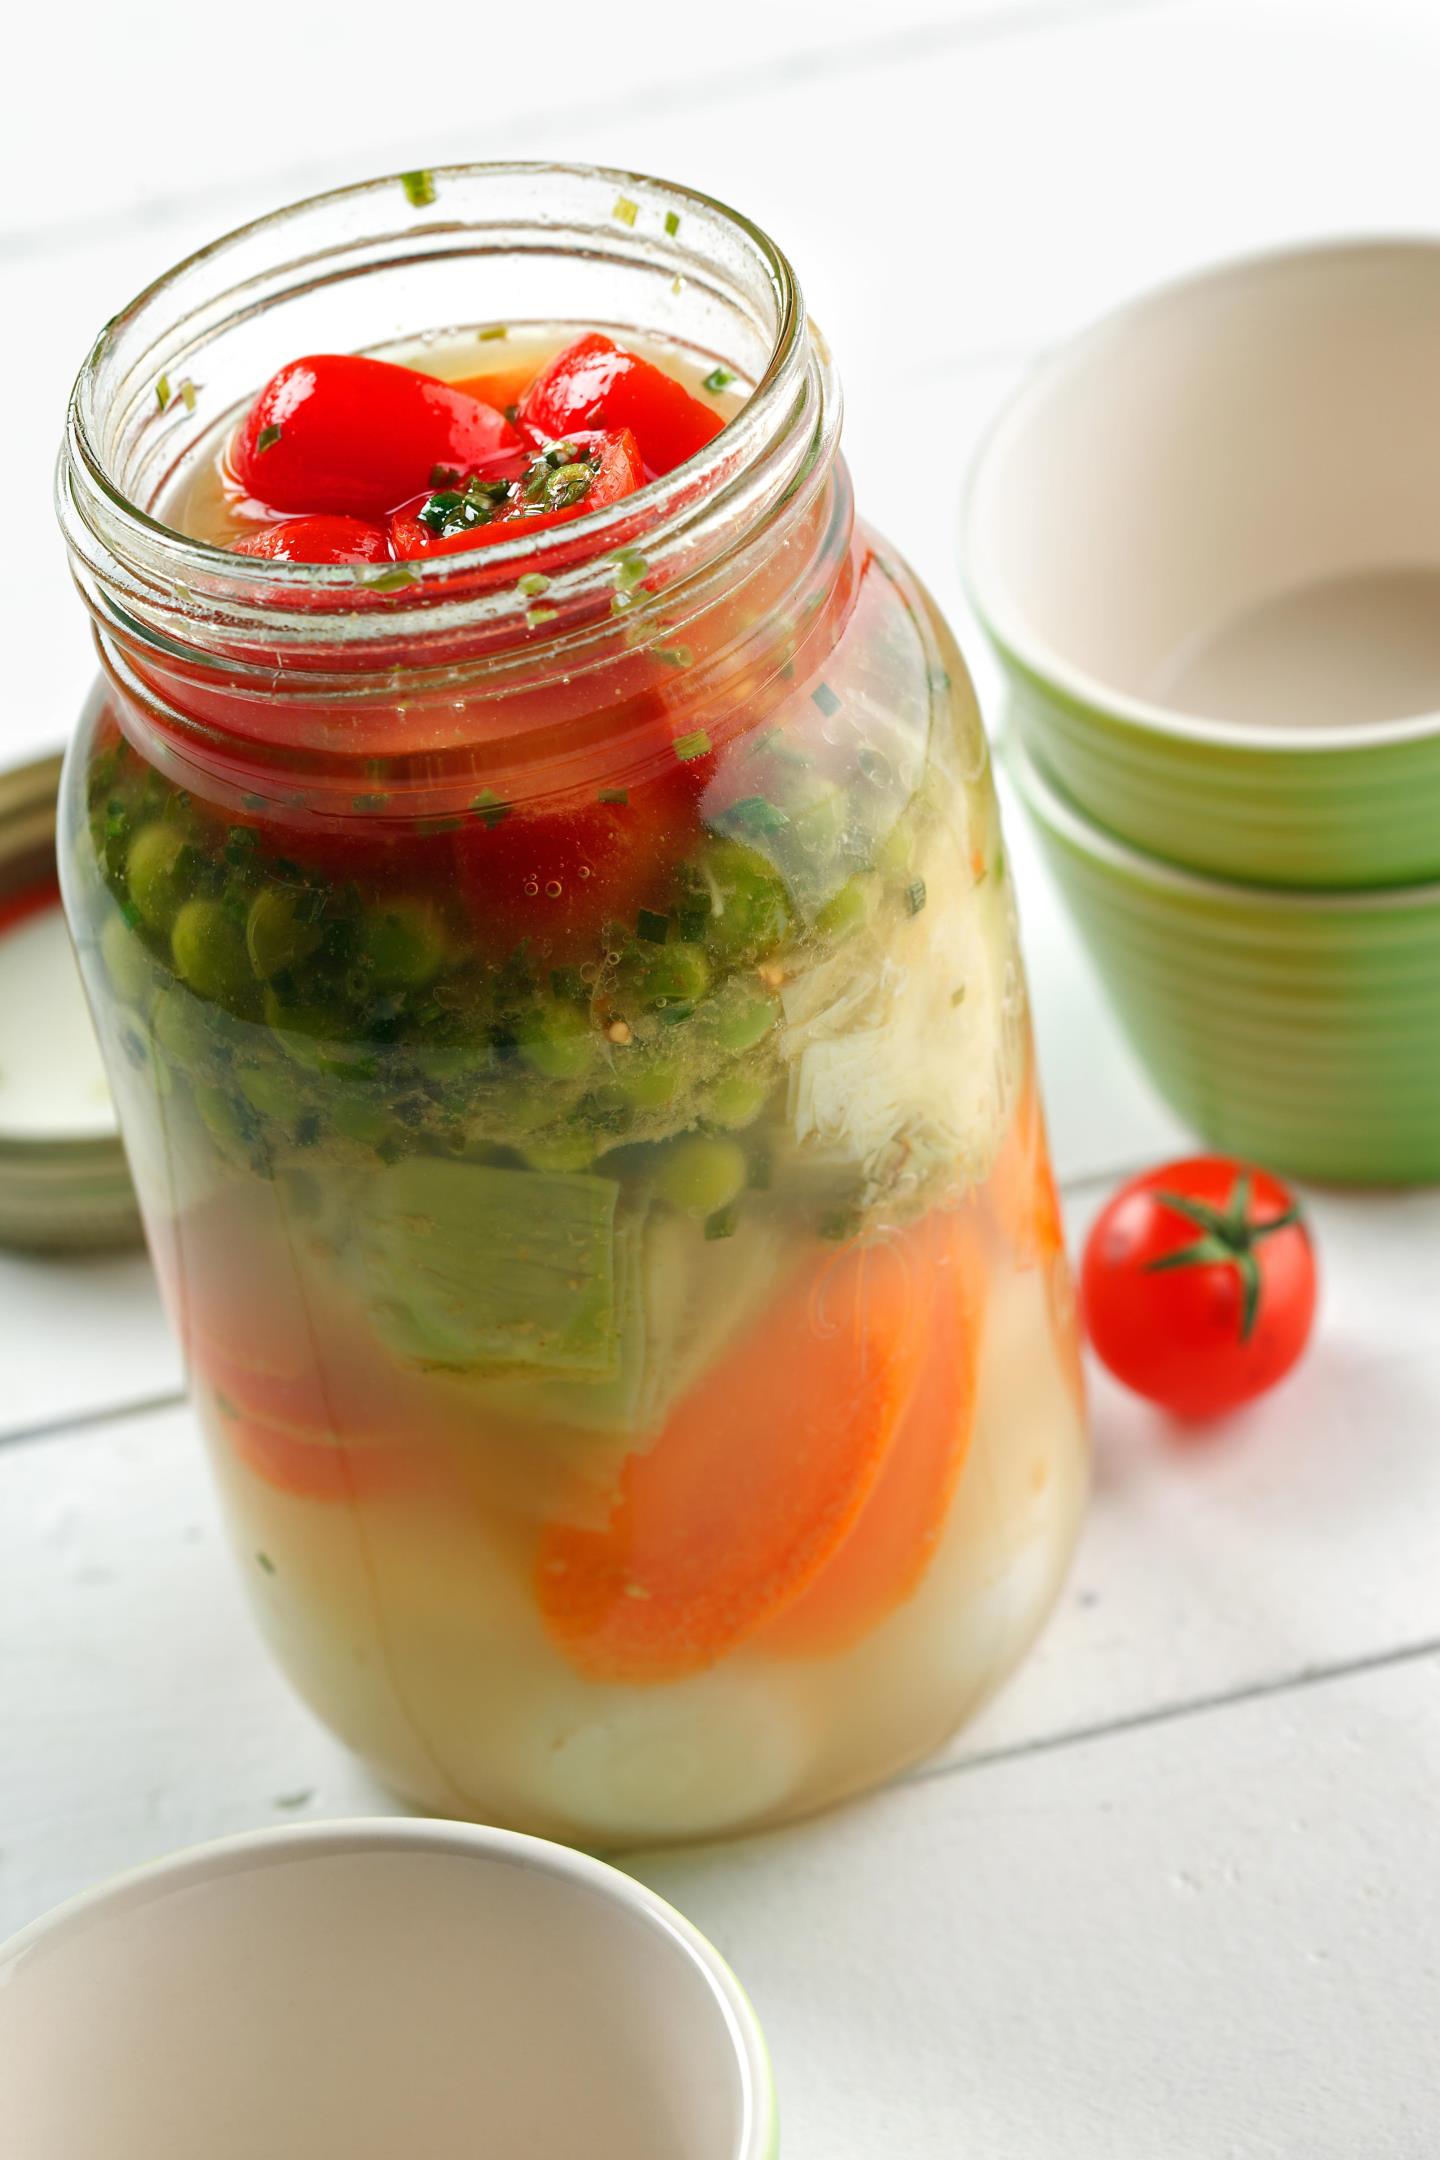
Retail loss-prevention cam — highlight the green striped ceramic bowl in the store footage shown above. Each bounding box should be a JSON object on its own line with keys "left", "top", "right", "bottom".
{"left": 966, "top": 240, "right": 1440, "bottom": 891}
{"left": 1008, "top": 728, "right": 1440, "bottom": 1184}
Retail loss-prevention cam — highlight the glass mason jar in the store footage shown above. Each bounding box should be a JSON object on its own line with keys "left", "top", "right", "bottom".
{"left": 56, "top": 165, "right": 1087, "bottom": 1845}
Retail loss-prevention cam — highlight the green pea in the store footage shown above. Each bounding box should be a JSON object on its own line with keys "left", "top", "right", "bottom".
{"left": 816, "top": 874, "right": 879, "bottom": 941}
{"left": 236, "top": 1063, "right": 305, "bottom": 1122}
{"left": 692, "top": 840, "right": 792, "bottom": 958}
{"left": 355, "top": 897, "right": 448, "bottom": 988}
{"left": 706, "top": 1070, "right": 771, "bottom": 1130}
{"left": 99, "top": 912, "right": 154, "bottom": 1007}
{"left": 246, "top": 887, "right": 324, "bottom": 981}
{"left": 711, "top": 993, "right": 780, "bottom": 1053}
{"left": 610, "top": 1059, "right": 680, "bottom": 1111}
{"left": 521, "top": 1127, "right": 599, "bottom": 1173}
{"left": 171, "top": 898, "right": 253, "bottom": 1005}
{"left": 643, "top": 941, "right": 710, "bottom": 1007}
{"left": 656, "top": 1134, "right": 748, "bottom": 1218}
{"left": 193, "top": 1083, "right": 247, "bottom": 1146}
{"left": 517, "top": 999, "right": 595, "bottom": 1081}
{"left": 125, "top": 822, "right": 189, "bottom": 933}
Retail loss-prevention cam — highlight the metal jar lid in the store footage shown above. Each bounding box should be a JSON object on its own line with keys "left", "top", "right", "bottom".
{"left": 0, "top": 751, "right": 142, "bottom": 1253}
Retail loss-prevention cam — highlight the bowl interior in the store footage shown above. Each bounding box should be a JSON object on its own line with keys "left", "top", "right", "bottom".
{"left": 968, "top": 241, "right": 1440, "bottom": 739}
{"left": 0, "top": 1830, "right": 758, "bottom": 2160}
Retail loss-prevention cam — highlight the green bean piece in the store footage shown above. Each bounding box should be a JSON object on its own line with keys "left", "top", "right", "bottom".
{"left": 656, "top": 1134, "right": 748, "bottom": 1218}
{"left": 642, "top": 941, "right": 711, "bottom": 1008}
{"left": 517, "top": 998, "right": 596, "bottom": 1081}
{"left": 710, "top": 992, "right": 781, "bottom": 1053}
{"left": 355, "top": 897, "right": 449, "bottom": 989}
{"left": 610, "top": 1059, "right": 681, "bottom": 1111}
{"left": 706, "top": 1070, "right": 771, "bottom": 1130}
{"left": 125, "top": 822, "right": 189, "bottom": 933}
{"left": 170, "top": 899, "right": 253, "bottom": 1005}
{"left": 246, "top": 887, "right": 324, "bottom": 981}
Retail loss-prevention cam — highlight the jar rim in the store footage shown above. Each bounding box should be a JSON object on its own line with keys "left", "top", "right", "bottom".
{"left": 57, "top": 161, "right": 838, "bottom": 669}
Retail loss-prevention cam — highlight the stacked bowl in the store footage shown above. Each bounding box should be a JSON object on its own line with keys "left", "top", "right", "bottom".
{"left": 964, "top": 239, "right": 1440, "bottom": 1184}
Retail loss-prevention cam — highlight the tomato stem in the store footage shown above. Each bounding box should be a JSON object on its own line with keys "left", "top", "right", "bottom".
{"left": 1145, "top": 1170, "right": 1303, "bottom": 1343}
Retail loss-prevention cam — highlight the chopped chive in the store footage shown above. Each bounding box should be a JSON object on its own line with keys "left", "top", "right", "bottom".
{"left": 478, "top": 323, "right": 508, "bottom": 341}
{"left": 430, "top": 463, "right": 460, "bottom": 488}
{"left": 614, "top": 549, "right": 649, "bottom": 588}
{"left": 611, "top": 591, "right": 638, "bottom": 616}
{"left": 674, "top": 728, "right": 710, "bottom": 762}
{"left": 256, "top": 1551, "right": 277, "bottom": 1576}
{"left": 657, "top": 645, "right": 695, "bottom": 671}
{"left": 670, "top": 274, "right": 684, "bottom": 297}
{"left": 240, "top": 793, "right": 267, "bottom": 812}
{"left": 613, "top": 194, "right": 639, "bottom": 227}
{"left": 470, "top": 789, "right": 510, "bottom": 827}
{"left": 637, "top": 907, "right": 670, "bottom": 945}
{"left": 155, "top": 374, "right": 171, "bottom": 411}
{"left": 361, "top": 562, "right": 421, "bottom": 592}
{"left": 179, "top": 378, "right": 197, "bottom": 411}
{"left": 664, "top": 208, "right": 681, "bottom": 237}
{"left": 950, "top": 985, "right": 967, "bottom": 1006}
{"left": 905, "top": 878, "right": 928, "bottom": 917}
{"left": 274, "top": 1790, "right": 313, "bottom": 1810}
{"left": 518, "top": 572, "right": 551, "bottom": 598}
{"left": 705, "top": 1203, "right": 739, "bottom": 1240}
{"left": 598, "top": 787, "right": 629, "bottom": 806}
{"left": 658, "top": 1001, "right": 694, "bottom": 1027}
{"left": 351, "top": 793, "right": 389, "bottom": 811}
{"left": 702, "top": 365, "right": 734, "bottom": 394}
{"left": 401, "top": 169, "right": 436, "bottom": 207}
{"left": 811, "top": 681, "right": 841, "bottom": 718}
{"left": 526, "top": 605, "right": 559, "bottom": 628}
{"left": 551, "top": 965, "right": 585, "bottom": 1002}
{"left": 255, "top": 423, "right": 283, "bottom": 455}
{"left": 504, "top": 402, "right": 519, "bottom": 425}
{"left": 727, "top": 794, "right": 789, "bottom": 835}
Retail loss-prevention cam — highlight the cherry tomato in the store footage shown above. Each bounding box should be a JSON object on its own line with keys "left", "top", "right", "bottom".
{"left": 388, "top": 429, "right": 643, "bottom": 558}
{"left": 1082, "top": 1157, "right": 1317, "bottom": 1419}
{"left": 232, "top": 354, "right": 519, "bottom": 518}
{"left": 518, "top": 333, "right": 723, "bottom": 475}
{"left": 230, "top": 514, "right": 391, "bottom": 565}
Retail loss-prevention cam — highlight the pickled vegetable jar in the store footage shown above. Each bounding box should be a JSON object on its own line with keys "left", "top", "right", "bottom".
{"left": 56, "top": 166, "right": 1087, "bottom": 1844}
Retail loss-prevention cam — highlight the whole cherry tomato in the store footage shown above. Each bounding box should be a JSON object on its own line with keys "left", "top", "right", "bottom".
{"left": 1081, "top": 1157, "right": 1317, "bottom": 1419}
{"left": 518, "top": 333, "right": 723, "bottom": 475}
{"left": 232, "top": 354, "right": 519, "bottom": 518}
{"left": 230, "top": 514, "right": 391, "bottom": 565}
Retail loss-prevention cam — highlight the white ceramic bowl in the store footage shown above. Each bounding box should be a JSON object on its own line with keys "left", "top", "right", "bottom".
{"left": 0, "top": 1819, "right": 778, "bottom": 2160}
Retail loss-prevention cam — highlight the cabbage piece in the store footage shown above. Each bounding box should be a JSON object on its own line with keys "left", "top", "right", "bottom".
{"left": 356, "top": 1158, "right": 623, "bottom": 1379}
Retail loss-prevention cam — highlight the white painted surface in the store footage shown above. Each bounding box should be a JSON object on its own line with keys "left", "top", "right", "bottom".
{"left": 3, "top": 1, "right": 1439, "bottom": 2151}
{"left": 0, "top": 901, "right": 115, "bottom": 1139}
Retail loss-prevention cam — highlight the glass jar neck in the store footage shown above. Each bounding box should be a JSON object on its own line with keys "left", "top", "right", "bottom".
{"left": 57, "top": 163, "right": 847, "bottom": 807}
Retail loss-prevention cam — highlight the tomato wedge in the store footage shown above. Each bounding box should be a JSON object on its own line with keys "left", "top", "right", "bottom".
{"left": 535, "top": 1231, "right": 935, "bottom": 1683}
{"left": 231, "top": 514, "right": 391, "bottom": 566}
{"left": 232, "top": 354, "right": 519, "bottom": 518}
{"left": 388, "top": 429, "right": 643, "bottom": 558}
{"left": 518, "top": 334, "right": 723, "bottom": 476}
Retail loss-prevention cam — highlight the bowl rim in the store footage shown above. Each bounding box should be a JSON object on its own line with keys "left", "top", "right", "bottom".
{"left": 963, "top": 233, "right": 1440, "bottom": 757}
{"left": 0, "top": 1816, "right": 778, "bottom": 2160}
{"left": 1006, "top": 724, "right": 1440, "bottom": 912}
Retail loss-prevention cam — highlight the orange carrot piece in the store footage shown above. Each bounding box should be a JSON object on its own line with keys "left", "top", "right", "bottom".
{"left": 534, "top": 1234, "right": 935, "bottom": 1684}
{"left": 990, "top": 1069, "right": 1064, "bottom": 1268}
{"left": 762, "top": 1209, "right": 988, "bottom": 1659}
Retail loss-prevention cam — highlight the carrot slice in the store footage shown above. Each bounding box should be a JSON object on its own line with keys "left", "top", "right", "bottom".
{"left": 535, "top": 1232, "right": 935, "bottom": 1683}
{"left": 990, "top": 1069, "right": 1064, "bottom": 1267}
{"left": 762, "top": 1209, "right": 988, "bottom": 1659}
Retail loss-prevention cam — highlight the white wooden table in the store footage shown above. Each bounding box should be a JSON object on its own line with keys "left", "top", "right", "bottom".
{"left": 5, "top": 3, "right": 1440, "bottom": 2150}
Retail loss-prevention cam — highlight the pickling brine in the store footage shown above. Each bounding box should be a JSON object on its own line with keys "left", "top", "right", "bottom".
{"left": 57, "top": 165, "right": 1087, "bottom": 1844}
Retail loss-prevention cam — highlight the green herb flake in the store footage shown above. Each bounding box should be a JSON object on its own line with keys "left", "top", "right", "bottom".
{"left": 613, "top": 194, "right": 639, "bottom": 227}
{"left": 352, "top": 793, "right": 390, "bottom": 812}
{"left": 477, "top": 323, "right": 508, "bottom": 341}
{"left": 811, "top": 681, "right": 841, "bottom": 718}
{"left": 950, "top": 984, "right": 967, "bottom": 1007}
{"left": 241, "top": 793, "right": 267, "bottom": 813}
{"left": 179, "top": 378, "right": 197, "bottom": 412}
{"left": 664, "top": 209, "right": 681, "bottom": 237}
{"left": 658, "top": 1001, "right": 694, "bottom": 1027}
{"left": 728, "top": 794, "right": 789, "bottom": 835}
{"left": 614, "top": 549, "right": 649, "bottom": 589}
{"left": 597, "top": 787, "right": 629, "bottom": 806}
{"left": 256, "top": 1551, "right": 277, "bottom": 1576}
{"left": 636, "top": 907, "right": 670, "bottom": 945}
{"left": 470, "top": 789, "right": 511, "bottom": 828}
{"left": 550, "top": 965, "right": 586, "bottom": 1003}
{"left": 704, "top": 1203, "right": 739, "bottom": 1241}
{"left": 657, "top": 645, "right": 695, "bottom": 671}
{"left": 702, "top": 365, "right": 734, "bottom": 394}
{"left": 526, "top": 605, "right": 559, "bottom": 628}
{"left": 518, "top": 572, "right": 551, "bottom": 598}
{"left": 155, "top": 374, "right": 171, "bottom": 412}
{"left": 361, "top": 562, "right": 422, "bottom": 592}
{"left": 401, "top": 168, "right": 436, "bottom": 207}
{"left": 674, "top": 728, "right": 711, "bottom": 762}
{"left": 670, "top": 274, "right": 684, "bottom": 297}
{"left": 256, "top": 423, "right": 283, "bottom": 455}
{"left": 430, "top": 463, "right": 460, "bottom": 488}
{"left": 905, "top": 878, "right": 928, "bottom": 917}
{"left": 274, "top": 1789, "right": 313, "bottom": 1810}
